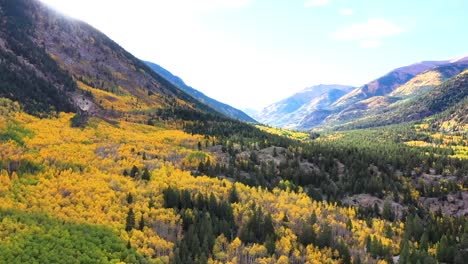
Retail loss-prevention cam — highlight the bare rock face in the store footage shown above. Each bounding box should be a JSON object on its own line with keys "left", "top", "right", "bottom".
{"left": 420, "top": 192, "right": 468, "bottom": 217}
{"left": 342, "top": 194, "right": 406, "bottom": 220}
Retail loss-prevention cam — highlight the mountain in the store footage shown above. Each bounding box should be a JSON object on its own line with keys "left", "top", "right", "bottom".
{"left": 144, "top": 61, "right": 256, "bottom": 122}
{"left": 254, "top": 84, "right": 354, "bottom": 127}
{"left": 390, "top": 57, "right": 468, "bottom": 97}
{"left": 321, "top": 59, "right": 468, "bottom": 129}
{"left": 0, "top": 1, "right": 467, "bottom": 263}
{"left": 332, "top": 60, "right": 450, "bottom": 109}
{"left": 333, "top": 69, "right": 468, "bottom": 130}
{"left": 255, "top": 58, "right": 468, "bottom": 130}
{"left": 0, "top": 0, "right": 218, "bottom": 119}
{"left": 432, "top": 97, "right": 468, "bottom": 131}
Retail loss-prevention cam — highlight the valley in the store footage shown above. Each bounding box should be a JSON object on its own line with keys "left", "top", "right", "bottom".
{"left": 0, "top": 0, "right": 467, "bottom": 263}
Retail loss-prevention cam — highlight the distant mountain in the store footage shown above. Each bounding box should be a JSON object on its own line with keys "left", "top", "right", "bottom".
{"left": 390, "top": 58, "right": 468, "bottom": 97}
{"left": 332, "top": 60, "right": 450, "bottom": 109}
{"left": 0, "top": 0, "right": 217, "bottom": 118}
{"left": 254, "top": 84, "right": 354, "bottom": 128}
{"left": 144, "top": 61, "right": 256, "bottom": 123}
{"left": 321, "top": 59, "right": 468, "bottom": 129}
{"left": 254, "top": 58, "right": 468, "bottom": 131}
{"left": 333, "top": 70, "right": 468, "bottom": 130}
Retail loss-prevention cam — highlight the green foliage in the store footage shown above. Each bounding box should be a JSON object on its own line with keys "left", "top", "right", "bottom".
{"left": 0, "top": 209, "right": 143, "bottom": 263}
{"left": 0, "top": 121, "right": 33, "bottom": 145}
{"left": 70, "top": 112, "right": 89, "bottom": 128}
{"left": 163, "top": 188, "right": 236, "bottom": 263}
{"left": 400, "top": 212, "right": 467, "bottom": 264}
{"left": 316, "top": 223, "right": 332, "bottom": 248}
{"left": 228, "top": 185, "right": 239, "bottom": 203}
{"left": 299, "top": 223, "right": 316, "bottom": 246}
{"left": 382, "top": 200, "right": 395, "bottom": 221}
{"left": 240, "top": 206, "right": 275, "bottom": 244}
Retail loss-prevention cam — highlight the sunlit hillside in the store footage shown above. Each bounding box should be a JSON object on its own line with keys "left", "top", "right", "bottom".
{"left": 0, "top": 99, "right": 406, "bottom": 263}
{"left": 0, "top": 0, "right": 467, "bottom": 263}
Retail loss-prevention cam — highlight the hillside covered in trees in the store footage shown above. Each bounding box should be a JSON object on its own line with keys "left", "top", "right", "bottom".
{"left": 0, "top": 0, "right": 467, "bottom": 263}
{"left": 1, "top": 91, "right": 467, "bottom": 263}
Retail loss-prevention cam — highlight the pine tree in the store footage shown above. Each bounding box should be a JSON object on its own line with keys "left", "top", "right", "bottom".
{"left": 125, "top": 208, "right": 135, "bottom": 232}
{"left": 127, "top": 193, "right": 134, "bottom": 204}
{"left": 208, "top": 192, "right": 217, "bottom": 212}
{"left": 264, "top": 213, "right": 275, "bottom": 240}
{"left": 138, "top": 215, "right": 145, "bottom": 230}
{"left": 229, "top": 185, "right": 239, "bottom": 203}
{"left": 437, "top": 235, "right": 451, "bottom": 263}
{"left": 299, "top": 223, "right": 315, "bottom": 246}
{"left": 420, "top": 232, "right": 429, "bottom": 251}
{"left": 366, "top": 236, "right": 372, "bottom": 253}
{"left": 399, "top": 240, "right": 410, "bottom": 264}
{"left": 317, "top": 223, "right": 332, "bottom": 248}
{"left": 382, "top": 200, "right": 394, "bottom": 221}
{"left": 130, "top": 165, "right": 139, "bottom": 178}
{"left": 265, "top": 234, "right": 276, "bottom": 255}
{"left": 142, "top": 168, "right": 151, "bottom": 181}
{"left": 148, "top": 198, "right": 155, "bottom": 209}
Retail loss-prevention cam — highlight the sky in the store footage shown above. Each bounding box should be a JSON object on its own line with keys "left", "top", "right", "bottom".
{"left": 40, "top": 0, "right": 468, "bottom": 110}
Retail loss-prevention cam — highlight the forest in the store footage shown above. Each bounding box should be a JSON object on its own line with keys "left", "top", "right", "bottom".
{"left": 0, "top": 96, "right": 467, "bottom": 263}
{"left": 0, "top": 0, "right": 467, "bottom": 263}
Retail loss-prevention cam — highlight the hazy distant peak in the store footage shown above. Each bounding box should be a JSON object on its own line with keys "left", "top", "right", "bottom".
{"left": 450, "top": 55, "right": 468, "bottom": 63}
{"left": 392, "top": 60, "right": 449, "bottom": 75}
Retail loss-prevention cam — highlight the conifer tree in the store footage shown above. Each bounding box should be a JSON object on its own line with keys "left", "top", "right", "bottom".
{"left": 142, "top": 168, "right": 151, "bottom": 181}
{"left": 125, "top": 208, "right": 135, "bottom": 232}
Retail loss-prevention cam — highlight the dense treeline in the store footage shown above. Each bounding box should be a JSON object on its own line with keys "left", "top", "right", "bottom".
{"left": 190, "top": 119, "right": 466, "bottom": 204}
{"left": 162, "top": 187, "right": 237, "bottom": 263}
{"left": 160, "top": 108, "right": 467, "bottom": 263}
{"left": 398, "top": 212, "right": 468, "bottom": 264}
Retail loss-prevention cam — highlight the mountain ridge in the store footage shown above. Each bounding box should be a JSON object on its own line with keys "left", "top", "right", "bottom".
{"left": 253, "top": 58, "right": 468, "bottom": 130}
{"left": 0, "top": 0, "right": 222, "bottom": 119}
{"left": 254, "top": 84, "right": 354, "bottom": 128}
{"left": 332, "top": 60, "right": 449, "bottom": 109}
{"left": 144, "top": 61, "right": 256, "bottom": 122}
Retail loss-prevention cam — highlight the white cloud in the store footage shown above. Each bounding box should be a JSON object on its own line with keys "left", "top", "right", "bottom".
{"left": 340, "top": 8, "right": 353, "bottom": 15}
{"left": 304, "top": 0, "right": 329, "bottom": 8}
{"left": 332, "top": 18, "right": 403, "bottom": 48}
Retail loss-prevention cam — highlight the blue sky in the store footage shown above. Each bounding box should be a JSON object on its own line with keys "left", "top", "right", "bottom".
{"left": 40, "top": 0, "right": 468, "bottom": 110}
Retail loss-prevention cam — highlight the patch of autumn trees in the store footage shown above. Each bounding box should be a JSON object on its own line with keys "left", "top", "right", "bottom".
{"left": 0, "top": 99, "right": 466, "bottom": 263}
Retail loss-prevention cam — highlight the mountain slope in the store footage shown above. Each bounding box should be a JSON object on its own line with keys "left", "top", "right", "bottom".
{"left": 0, "top": 0, "right": 78, "bottom": 115}
{"left": 0, "top": 0, "right": 217, "bottom": 118}
{"left": 145, "top": 61, "right": 256, "bottom": 122}
{"left": 333, "top": 60, "right": 449, "bottom": 109}
{"left": 254, "top": 84, "right": 354, "bottom": 127}
{"left": 320, "top": 59, "right": 468, "bottom": 129}
{"left": 390, "top": 59, "right": 468, "bottom": 97}
{"left": 334, "top": 70, "right": 468, "bottom": 130}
